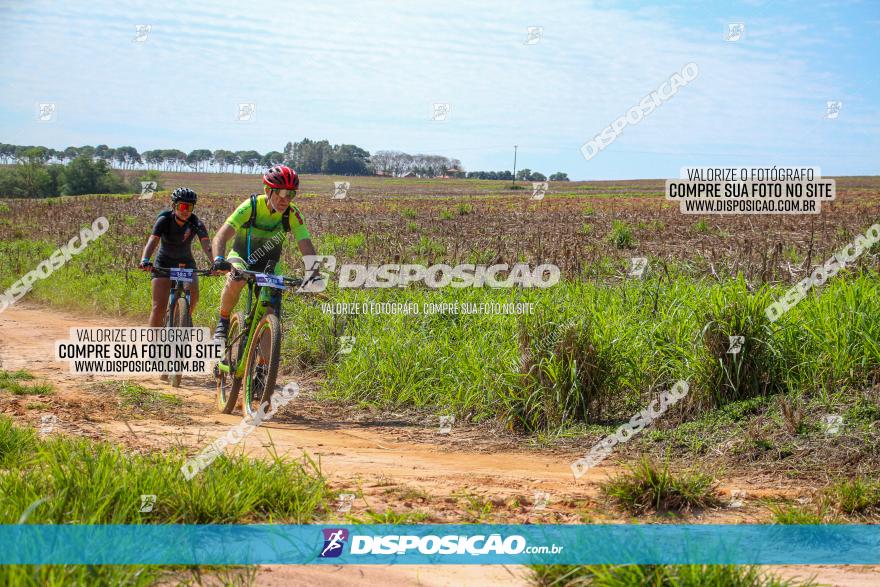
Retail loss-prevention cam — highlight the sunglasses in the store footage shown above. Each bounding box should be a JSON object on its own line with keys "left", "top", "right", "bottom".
{"left": 176, "top": 202, "right": 193, "bottom": 212}
{"left": 273, "top": 189, "right": 296, "bottom": 200}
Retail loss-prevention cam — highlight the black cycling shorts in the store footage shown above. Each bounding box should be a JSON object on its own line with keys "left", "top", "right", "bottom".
{"left": 152, "top": 255, "right": 197, "bottom": 280}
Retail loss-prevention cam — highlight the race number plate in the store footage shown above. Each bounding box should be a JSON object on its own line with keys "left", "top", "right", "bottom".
{"left": 169, "top": 268, "right": 193, "bottom": 283}
{"left": 255, "top": 273, "right": 285, "bottom": 290}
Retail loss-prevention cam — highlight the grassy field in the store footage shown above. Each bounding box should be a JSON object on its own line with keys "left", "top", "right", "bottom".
{"left": 5, "top": 236, "right": 878, "bottom": 479}
{"left": 2, "top": 173, "right": 879, "bottom": 584}
{"left": 5, "top": 171, "right": 878, "bottom": 283}
{"left": 2, "top": 174, "right": 879, "bottom": 436}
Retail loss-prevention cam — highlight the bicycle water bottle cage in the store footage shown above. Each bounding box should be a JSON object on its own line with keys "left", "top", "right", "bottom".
{"left": 266, "top": 289, "right": 281, "bottom": 308}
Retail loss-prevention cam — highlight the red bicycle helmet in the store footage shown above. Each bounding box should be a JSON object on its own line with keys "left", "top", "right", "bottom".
{"left": 263, "top": 165, "right": 300, "bottom": 190}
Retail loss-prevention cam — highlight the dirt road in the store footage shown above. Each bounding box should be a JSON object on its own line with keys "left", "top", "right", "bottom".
{"left": 0, "top": 305, "right": 614, "bottom": 518}
{"left": 1, "top": 304, "right": 876, "bottom": 586}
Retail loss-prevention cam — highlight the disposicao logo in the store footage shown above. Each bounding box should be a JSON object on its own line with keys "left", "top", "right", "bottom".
{"left": 320, "top": 528, "right": 349, "bottom": 558}
{"left": 317, "top": 531, "right": 562, "bottom": 557}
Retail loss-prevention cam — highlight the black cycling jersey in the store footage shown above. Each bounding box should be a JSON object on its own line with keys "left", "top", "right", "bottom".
{"left": 151, "top": 210, "right": 208, "bottom": 261}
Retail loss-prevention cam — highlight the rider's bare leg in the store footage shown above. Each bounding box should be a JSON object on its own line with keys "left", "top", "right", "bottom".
{"left": 150, "top": 278, "right": 171, "bottom": 327}
{"left": 219, "top": 274, "right": 245, "bottom": 318}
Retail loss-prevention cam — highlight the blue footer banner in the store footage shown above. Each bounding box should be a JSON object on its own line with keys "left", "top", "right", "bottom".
{"left": 2, "top": 524, "right": 879, "bottom": 565}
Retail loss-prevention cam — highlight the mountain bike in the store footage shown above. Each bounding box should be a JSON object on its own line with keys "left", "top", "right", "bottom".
{"left": 215, "top": 268, "right": 310, "bottom": 417}
{"left": 153, "top": 266, "right": 214, "bottom": 387}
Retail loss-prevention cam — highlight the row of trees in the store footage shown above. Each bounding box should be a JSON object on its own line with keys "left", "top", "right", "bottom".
{"left": 0, "top": 144, "right": 287, "bottom": 174}
{"left": 140, "top": 149, "right": 285, "bottom": 173}
{"left": 0, "top": 142, "right": 455, "bottom": 177}
{"left": 282, "top": 139, "right": 373, "bottom": 175}
{"left": 0, "top": 148, "right": 139, "bottom": 197}
{"left": 466, "top": 169, "right": 569, "bottom": 181}
{"left": 369, "top": 151, "right": 464, "bottom": 178}
{"left": 0, "top": 144, "right": 143, "bottom": 169}
{"left": 0, "top": 141, "right": 570, "bottom": 181}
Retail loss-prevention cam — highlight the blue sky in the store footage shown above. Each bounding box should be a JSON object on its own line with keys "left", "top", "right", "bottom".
{"left": 0, "top": 0, "right": 877, "bottom": 180}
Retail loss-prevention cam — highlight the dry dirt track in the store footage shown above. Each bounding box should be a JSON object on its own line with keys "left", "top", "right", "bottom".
{"left": 1, "top": 304, "right": 877, "bottom": 586}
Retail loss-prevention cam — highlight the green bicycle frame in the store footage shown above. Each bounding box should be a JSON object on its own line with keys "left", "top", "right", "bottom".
{"left": 216, "top": 280, "right": 280, "bottom": 380}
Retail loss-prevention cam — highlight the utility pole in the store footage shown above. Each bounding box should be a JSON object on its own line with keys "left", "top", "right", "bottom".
{"left": 512, "top": 145, "right": 518, "bottom": 188}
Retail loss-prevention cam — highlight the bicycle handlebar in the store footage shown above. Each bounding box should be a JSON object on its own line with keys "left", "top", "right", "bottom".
{"left": 230, "top": 267, "right": 305, "bottom": 287}
{"left": 152, "top": 266, "right": 215, "bottom": 276}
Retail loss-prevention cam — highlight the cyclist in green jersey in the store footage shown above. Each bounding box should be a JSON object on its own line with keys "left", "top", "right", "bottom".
{"left": 210, "top": 165, "right": 319, "bottom": 339}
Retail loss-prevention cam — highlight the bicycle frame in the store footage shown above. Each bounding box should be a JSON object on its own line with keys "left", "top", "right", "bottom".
{"left": 154, "top": 266, "right": 209, "bottom": 321}
{"left": 167, "top": 275, "right": 190, "bottom": 317}
{"left": 216, "top": 271, "right": 297, "bottom": 380}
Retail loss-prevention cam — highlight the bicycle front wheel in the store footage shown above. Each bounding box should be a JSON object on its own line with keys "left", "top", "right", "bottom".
{"left": 169, "top": 297, "right": 191, "bottom": 388}
{"left": 243, "top": 313, "right": 282, "bottom": 420}
{"left": 216, "top": 312, "right": 246, "bottom": 414}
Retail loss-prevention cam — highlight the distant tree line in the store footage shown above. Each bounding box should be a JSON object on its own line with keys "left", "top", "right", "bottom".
{"left": 283, "top": 139, "right": 374, "bottom": 175}
{"left": 0, "top": 141, "right": 467, "bottom": 178}
{"left": 0, "top": 140, "right": 572, "bottom": 197}
{"left": 466, "top": 169, "right": 568, "bottom": 181}
{"left": 369, "top": 150, "right": 464, "bottom": 178}
{"left": 0, "top": 147, "right": 149, "bottom": 197}
{"left": 0, "top": 143, "right": 287, "bottom": 174}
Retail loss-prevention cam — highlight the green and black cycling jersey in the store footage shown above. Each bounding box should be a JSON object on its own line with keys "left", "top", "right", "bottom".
{"left": 151, "top": 210, "right": 208, "bottom": 267}
{"left": 224, "top": 194, "right": 310, "bottom": 272}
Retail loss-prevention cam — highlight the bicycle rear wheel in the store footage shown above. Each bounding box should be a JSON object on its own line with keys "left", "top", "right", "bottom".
{"left": 169, "top": 298, "right": 191, "bottom": 388}
{"left": 216, "top": 312, "right": 246, "bottom": 413}
{"left": 243, "top": 313, "right": 282, "bottom": 420}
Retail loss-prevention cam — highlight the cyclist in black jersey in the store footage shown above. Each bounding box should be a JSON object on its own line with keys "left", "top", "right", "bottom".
{"left": 138, "top": 187, "right": 213, "bottom": 327}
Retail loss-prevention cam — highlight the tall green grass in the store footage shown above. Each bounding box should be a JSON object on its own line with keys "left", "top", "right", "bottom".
{"left": 692, "top": 286, "right": 787, "bottom": 412}
{"left": 316, "top": 232, "right": 366, "bottom": 257}
{"left": 608, "top": 220, "right": 634, "bottom": 249}
{"left": 0, "top": 369, "right": 54, "bottom": 395}
{"left": 600, "top": 458, "right": 719, "bottom": 514}
{"left": 531, "top": 564, "right": 816, "bottom": 586}
{"left": 0, "top": 417, "right": 329, "bottom": 525}
{"left": 0, "top": 564, "right": 163, "bottom": 587}
{"left": 767, "top": 478, "right": 880, "bottom": 523}
{"left": 0, "top": 416, "right": 330, "bottom": 585}
{"left": 5, "top": 235, "right": 880, "bottom": 433}
{"left": 318, "top": 274, "right": 880, "bottom": 431}
{"left": 829, "top": 477, "right": 880, "bottom": 515}
{"left": 502, "top": 315, "right": 634, "bottom": 431}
